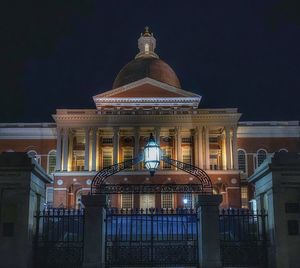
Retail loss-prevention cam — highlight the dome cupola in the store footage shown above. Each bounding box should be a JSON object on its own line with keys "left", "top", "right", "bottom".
{"left": 112, "top": 27, "right": 181, "bottom": 89}
{"left": 135, "top": 26, "right": 159, "bottom": 59}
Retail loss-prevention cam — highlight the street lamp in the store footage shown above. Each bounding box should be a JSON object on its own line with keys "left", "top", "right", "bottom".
{"left": 144, "top": 133, "right": 160, "bottom": 176}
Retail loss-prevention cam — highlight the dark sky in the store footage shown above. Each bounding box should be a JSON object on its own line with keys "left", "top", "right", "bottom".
{"left": 1, "top": 0, "right": 300, "bottom": 123}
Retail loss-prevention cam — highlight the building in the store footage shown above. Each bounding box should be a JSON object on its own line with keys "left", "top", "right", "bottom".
{"left": 0, "top": 28, "right": 299, "bottom": 209}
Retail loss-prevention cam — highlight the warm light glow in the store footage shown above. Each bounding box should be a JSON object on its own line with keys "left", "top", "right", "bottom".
{"left": 183, "top": 198, "right": 188, "bottom": 204}
{"left": 145, "top": 43, "right": 149, "bottom": 53}
{"left": 144, "top": 133, "right": 160, "bottom": 175}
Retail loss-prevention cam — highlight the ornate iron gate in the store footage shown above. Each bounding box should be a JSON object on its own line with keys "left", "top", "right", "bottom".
{"left": 34, "top": 208, "right": 84, "bottom": 268}
{"left": 105, "top": 208, "right": 198, "bottom": 267}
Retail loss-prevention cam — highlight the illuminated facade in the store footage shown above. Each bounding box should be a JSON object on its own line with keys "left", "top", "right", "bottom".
{"left": 0, "top": 28, "right": 299, "bottom": 209}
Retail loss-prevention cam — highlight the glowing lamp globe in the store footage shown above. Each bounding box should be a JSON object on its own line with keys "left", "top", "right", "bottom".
{"left": 144, "top": 133, "right": 160, "bottom": 176}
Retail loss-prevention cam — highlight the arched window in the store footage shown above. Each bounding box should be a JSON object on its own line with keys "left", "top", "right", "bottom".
{"left": 76, "top": 189, "right": 83, "bottom": 209}
{"left": 279, "top": 148, "right": 288, "bottom": 153}
{"left": 27, "top": 150, "right": 41, "bottom": 164}
{"left": 257, "top": 149, "right": 267, "bottom": 167}
{"left": 47, "top": 150, "right": 56, "bottom": 174}
{"left": 238, "top": 149, "right": 247, "bottom": 173}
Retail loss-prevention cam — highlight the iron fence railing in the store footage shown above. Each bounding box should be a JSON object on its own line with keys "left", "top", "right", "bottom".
{"left": 219, "top": 209, "right": 268, "bottom": 267}
{"left": 33, "top": 208, "right": 84, "bottom": 268}
{"left": 105, "top": 208, "right": 198, "bottom": 267}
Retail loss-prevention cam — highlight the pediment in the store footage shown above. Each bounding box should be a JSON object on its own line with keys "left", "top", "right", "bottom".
{"left": 93, "top": 78, "right": 202, "bottom": 109}
{"left": 94, "top": 78, "right": 201, "bottom": 99}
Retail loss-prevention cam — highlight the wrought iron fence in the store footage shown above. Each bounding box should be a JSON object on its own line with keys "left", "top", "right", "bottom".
{"left": 219, "top": 209, "right": 268, "bottom": 267}
{"left": 33, "top": 208, "right": 84, "bottom": 268}
{"left": 106, "top": 208, "right": 198, "bottom": 267}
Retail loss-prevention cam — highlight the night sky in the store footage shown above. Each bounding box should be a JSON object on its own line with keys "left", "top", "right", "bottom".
{"left": 2, "top": 0, "right": 300, "bottom": 123}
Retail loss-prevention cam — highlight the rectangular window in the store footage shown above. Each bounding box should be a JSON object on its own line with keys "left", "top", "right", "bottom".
{"left": 241, "top": 186, "right": 248, "bottom": 208}
{"left": 162, "top": 147, "right": 172, "bottom": 169}
{"left": 162, "top": 193, "right": 173, "bottom": 209}
{"left": 73, "top": 151, "right": 85, "bottom": 171}
{"left": 123, "top": 148, "right": 133, "bottom": 170}
{"left": 102, "top": 137, "right": 113, "bottom": 144}
{"left": 121, "top": 194, "right": 133, "bottom": 209}
{"left": 102, "top": 148, "right": 113, "bottom": 168}
{"left": 182, "top": 147, "right": 192, "bottom": 165}
{"left": 182, "top": 137, "right": 192, "bottom": 144}
{"left": 48, "top": 153, "right": 56, "bottom": 174}
{"left": 210, "top": 154, "right": 218, "bottom": 170}
{"left": 183, "top": 193, "right": 193, "bottom": 208}
{"left": 46, "top": 187, "right": 54, "bottom": 207}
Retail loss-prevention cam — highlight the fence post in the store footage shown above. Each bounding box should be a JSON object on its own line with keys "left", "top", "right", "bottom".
{"left": 82, "top": 194, "right": 107, "bottom": 268}
{"left": 33, "top": 210, "right": 40, "bottom": 268}
{"left": 195, "top": 194, "right": 222, "bottom": 268}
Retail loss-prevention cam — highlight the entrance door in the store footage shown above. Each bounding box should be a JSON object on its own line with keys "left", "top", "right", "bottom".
{"left": 140, "top": 194, "right": 155, "bottom": 209}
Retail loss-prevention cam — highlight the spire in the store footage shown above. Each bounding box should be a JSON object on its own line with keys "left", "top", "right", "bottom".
{"left": 135, "top": 26, "right": 159, "bottom": 59}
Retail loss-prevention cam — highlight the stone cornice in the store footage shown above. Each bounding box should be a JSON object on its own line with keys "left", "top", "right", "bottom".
{"left": 53, "top": 112, "right": 241, "bottom": 127}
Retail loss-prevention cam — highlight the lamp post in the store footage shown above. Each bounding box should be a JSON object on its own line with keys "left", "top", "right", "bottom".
{"left": 144, "top": 133, "right": 160, "bottom": 176}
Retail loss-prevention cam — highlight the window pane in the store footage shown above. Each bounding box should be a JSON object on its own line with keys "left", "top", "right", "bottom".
{"left": 103, "top": 149, "right": 113, "bottom": 168}
{"left": 182, "top": 147, "right": 192, "bottom": 165}
{"left": 73, "top": 151, "right": 85, "bottom": 171}
{"left": 122, "top": 194, "right": 133, "bottom": 209}
{"left": 241, "top": 186, "right": 248, "bottom": 208}
{"left": 162, "top": 147, "right": 172, "bottom": 169}
{"left": 238, "top": 150, "right": 246, "bottom": 173}
{"left": 183, "top": 193, "right": 193, "bottom": 208}
{"left": 48, "top": 151, "right": 56, "bottom": 174}
{"left": 123, "top": 148, "right": 133, "bottom": 170}
{"left": 162, "top": 193, "right": 173, "bottom": 209}
{"left": 257, "top": 150, "right": 267, "bottom": 167}
{"left": 46, "top": 187, "right": 53, "bottom": 207}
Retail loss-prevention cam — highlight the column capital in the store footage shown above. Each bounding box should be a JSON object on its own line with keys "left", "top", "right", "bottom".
{"left": 196, "top": 125, "right": 203, "bottom": 131}
{"left": 175, "top": 126, "right": 182, "bottom": 136}
{"left": 113, "top": 126, "right": 120, "bottom": 134}
{"left": 91, "top": 127, "right": 98, "bottom": 134}
{"left": 62, "top": 127, "right": 69, "bottom": 135}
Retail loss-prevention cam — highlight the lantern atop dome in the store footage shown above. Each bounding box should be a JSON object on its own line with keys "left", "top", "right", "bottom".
{"left": 135, "top": 26, "right": 159, "bottom": 59}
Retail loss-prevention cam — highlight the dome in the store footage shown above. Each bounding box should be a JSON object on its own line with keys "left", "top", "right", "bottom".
{"left": 113, "top": 57, "right": 181, "bottom": 89}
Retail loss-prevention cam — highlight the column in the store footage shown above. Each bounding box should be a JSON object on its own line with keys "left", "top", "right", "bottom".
{"left": 194, "top": 129, "right": 199, "bottom": 167}
{"left": 113, "top": 127, "right": 119, "bottom": 164}
{"left": 68, "top": 130, "right": 73, "bottom": 171}
{"left": 82, "top": 194, "right": 107, "bottom": 268}
{"left": 205, "top": 126, "right": 210, "bottom": 170}
{"left": 134, "top": 127, "right": 140, "bottom": 157}
{"left": 176, "top": 127, "right": 182, "bottom": 161}
{"left": 221, "top": 134, "right": 226, "bottom": 170}
{"left": 56, "top": 127, "right": 62, "bottom": 171}
{"left": 91, "top": 128, "right": 97, "bottom": 171}
{"left": 84, "top": 128, "right": 90, "bottom": 171}
{"left": 196, "top": 195, "right": 223, "bottom": 268}
{"left": 232, "top": 126, "right": 238, "bottom": 169}
{"left": 62, "top": 128, "right": 69, "bottom": 171}
{"left": 225, "top": 126, "right": 232, "bottom": 170}
{"left": 197, "top": 126, "right": 204, "bottom": 169}
{"left": 155, "top": 127, "right": 161, "bottom": 145}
